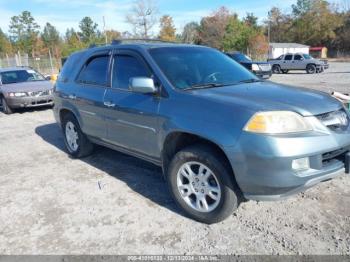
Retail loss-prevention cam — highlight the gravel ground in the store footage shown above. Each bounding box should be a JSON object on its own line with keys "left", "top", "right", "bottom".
{"left": 0, "top": 62, "right": 349, "bottom": 255}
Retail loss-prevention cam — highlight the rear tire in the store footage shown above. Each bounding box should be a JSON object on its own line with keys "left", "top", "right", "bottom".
{"left": 62, "top": 113, "right": 94, "bottom": 158}
{"left": 1, "top": 97, "right": 13, "bottom": 114}
{"left": 306, "top": 64, "right": 316, "bottom": 74}
{"left": 272, "top": 65, "right": 281, "bottom": 74}
{"left": 281, "top": 69, "right": 289, "bottom": 74}
{"left": 166, "top": 144, "right": 240, "bottom": 224}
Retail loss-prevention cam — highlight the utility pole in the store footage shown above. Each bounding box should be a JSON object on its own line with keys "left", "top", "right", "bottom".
{"left": 103, "top": 16, "right": 108, "bottom": 44}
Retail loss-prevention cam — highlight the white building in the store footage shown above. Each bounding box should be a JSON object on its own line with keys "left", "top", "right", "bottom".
{"left": 268, "top": 43, "right": 310, "bottom": 59}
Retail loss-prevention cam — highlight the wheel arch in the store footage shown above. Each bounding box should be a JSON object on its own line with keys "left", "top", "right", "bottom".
{"left": 59, "top": 107, "right": 83, "bottom": 129}
{"left": 161, "top": 132, "right": 235, "bottom": 179}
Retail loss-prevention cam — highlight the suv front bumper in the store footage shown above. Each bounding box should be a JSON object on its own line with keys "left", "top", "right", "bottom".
{"left": 225, "top": 130, "right": 350, "bottom": 201}
{"left": 6, "top": 95, "right": 54, "bottom": 109}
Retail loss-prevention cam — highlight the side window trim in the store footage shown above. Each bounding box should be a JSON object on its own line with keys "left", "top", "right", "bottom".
{"left": 111, "top": 50, "right": 153, "bottom": 92}
{"left": 75, "top": 50, "right": 112, "bottom": 87}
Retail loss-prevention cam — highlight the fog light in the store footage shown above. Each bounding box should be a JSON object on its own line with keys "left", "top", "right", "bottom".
{"left": 292, "top": 157, "right": 310, "bottom": 171}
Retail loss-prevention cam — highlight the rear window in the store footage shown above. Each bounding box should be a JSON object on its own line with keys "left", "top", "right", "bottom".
{"left": 59, "top": 53, "right": 83, "bottom": 82}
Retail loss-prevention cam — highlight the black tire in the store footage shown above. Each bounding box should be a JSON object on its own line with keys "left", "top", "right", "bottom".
{"left": 272, "top": 65, "right": 281, "bottom": 74}
{"left": 166, "top": 144, "right": 240, "bottom": 224}
{"left": 0, "top": 97, "right": 13, "bottom": 114}
{"left": 306, "top": 64, "right": 316, "bottom": 74}
{"left": 62, "top": 113, "right": 94, "bottom": 158}
{"left": 281, "top": 69, "right": 289, "bottom": 74}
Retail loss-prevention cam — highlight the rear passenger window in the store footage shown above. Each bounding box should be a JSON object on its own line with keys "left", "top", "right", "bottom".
{"left": 77, "top": 55, "right": 109, "bottom": 86}
{"left": 285, "top": 55, "right": 293, "bottom": 60}
{"left": 112, "top": 55, "right": 149, "bottom": 89}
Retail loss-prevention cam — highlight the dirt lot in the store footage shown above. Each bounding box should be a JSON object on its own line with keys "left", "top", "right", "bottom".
{"left": 0, "top": 62, "right": 349, "bottom": 255}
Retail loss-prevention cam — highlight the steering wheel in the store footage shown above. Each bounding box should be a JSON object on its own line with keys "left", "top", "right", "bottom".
{"left": 203, "top": 72, "right": 222, "bottom": 83}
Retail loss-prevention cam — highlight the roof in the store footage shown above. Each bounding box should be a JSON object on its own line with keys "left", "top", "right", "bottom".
{"left": 270, "top": 43, "right": 310, "bottom": 48}
{"left": 0, "top": 66, "right": 32, "bottom": 73}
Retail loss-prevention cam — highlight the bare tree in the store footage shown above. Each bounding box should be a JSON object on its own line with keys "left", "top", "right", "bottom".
{"left": 126, "top": 0, "right": 158, "bottom": 38}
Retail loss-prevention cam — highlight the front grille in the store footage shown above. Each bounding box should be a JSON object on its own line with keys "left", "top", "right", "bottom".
{"left": 316, "top": 109, "right": 349, "bottom": 131}
{"left": 259, "top": 64, "right": 271, "bottom": 71}
{"left": 28, "top": 90, "right": 51, "bottom": 97}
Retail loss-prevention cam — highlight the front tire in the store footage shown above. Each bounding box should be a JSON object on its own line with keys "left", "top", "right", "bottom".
{"left": 281, "top": 69, "right": 289, "bottom": 74}
{"left": 1, "top": 97, "right": 13, "bottom": 114}
{"left": 166, "top": 145, "right": 240, "bottom": 224}
{"left": 306, "top": 64, "right": 316, "bottom": 74}
{"left": 62, "top": 113, "right": 94, "bottom": 158}
{"left": 272, "top": 65, "right": 281, "bottom": 74}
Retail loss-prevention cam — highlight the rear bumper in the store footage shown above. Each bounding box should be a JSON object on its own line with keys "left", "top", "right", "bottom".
{"left": 6, "top": 95, "right": 54, "bottom": 108}
{"left": 225, "top": 130, "right": 350, "bottom": 201}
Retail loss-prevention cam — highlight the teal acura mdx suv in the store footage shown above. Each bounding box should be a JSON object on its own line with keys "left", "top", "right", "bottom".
{"left": 53, "top": 41, "right": 350, "bottom": 224}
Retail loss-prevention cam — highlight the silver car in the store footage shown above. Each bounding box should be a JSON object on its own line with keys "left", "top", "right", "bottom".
{"left": 269, "top": 53, "right": 329, "bottom": 74}
{"left": 0, "top": 67, "right": 54, "bottom": 114}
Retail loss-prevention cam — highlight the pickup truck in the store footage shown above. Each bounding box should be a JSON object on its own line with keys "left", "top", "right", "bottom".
{"left": 269, "top": 53, "right": 329, "bottom": 74}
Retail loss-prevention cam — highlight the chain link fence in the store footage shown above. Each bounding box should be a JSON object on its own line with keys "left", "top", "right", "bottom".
{"left": 0, "top": 52, "right": 61, "bottom": 76}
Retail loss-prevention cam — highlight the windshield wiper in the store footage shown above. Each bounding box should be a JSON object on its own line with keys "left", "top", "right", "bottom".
{"left": 238, "top": 78, "right": 263, "bottom": 84}
{"left": 184, "top": 83, "right": 226, "bottom": 90}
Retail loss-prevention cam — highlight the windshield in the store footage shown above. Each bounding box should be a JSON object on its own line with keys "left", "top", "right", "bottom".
{"left": 230, "top": 53, "right": 252, "bottom": 62}
{"left": 149, "top": 47, "right": 258, "bottom": 90}
{"left": 0, "top": 69, "right": 45, "bottom": 84}
{"left": 303, "top": 54, "right": 313, "bottom": 60}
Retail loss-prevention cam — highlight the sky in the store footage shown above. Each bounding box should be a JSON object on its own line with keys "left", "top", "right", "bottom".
{"left": 0, "top": 0, "right": 342, "bottom": 35}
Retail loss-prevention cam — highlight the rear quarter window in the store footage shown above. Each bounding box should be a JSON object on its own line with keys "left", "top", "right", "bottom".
{"left": 58, "top": 52, "right": 84, "bottom": 82}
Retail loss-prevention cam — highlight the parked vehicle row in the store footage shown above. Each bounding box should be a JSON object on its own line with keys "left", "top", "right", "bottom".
{"left": 0, "top": 67, "right": 54, "bottom": 114}
{"left": 269, "top": 53, "right": 329, "bottom": 74}
{"left": 52, "top": 41, "right": 349, "bottom": 224}
{"left": 225, "top": 52, "right": 272, "bottom": 79}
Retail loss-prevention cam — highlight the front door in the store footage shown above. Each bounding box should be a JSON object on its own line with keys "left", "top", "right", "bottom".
{"left": 103, "top": 50, "right": 160, "bottom": 158}
{"left": 293, "top": 54, "right": 306, "bottom": 70}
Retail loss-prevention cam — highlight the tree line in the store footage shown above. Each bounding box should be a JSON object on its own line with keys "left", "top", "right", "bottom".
{"left": 0, "top": 0, "right": 349, "bottom": 61}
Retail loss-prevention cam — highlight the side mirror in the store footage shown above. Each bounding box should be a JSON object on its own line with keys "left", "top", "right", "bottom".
{"left": 129, "top": 77, "right": 157, "bottom": 94}
{"left": 45, "top": 75, "right": 51, "bottom": 81}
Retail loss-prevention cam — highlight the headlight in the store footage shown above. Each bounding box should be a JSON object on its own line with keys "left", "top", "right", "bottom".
{"left": 8, "top": 92, "right": 27, "bottom": 97}
{"left": 244, "top": 111, "right": 313, "bottom": 134}
{"left": 251, "top": 64, "right": 260, "bottom": 71}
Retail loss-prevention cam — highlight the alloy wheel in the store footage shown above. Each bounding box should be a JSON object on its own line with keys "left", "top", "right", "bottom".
{"left": 65, "top": 121, "right": 79, "bottom": 152}
{"left": 177, "top": 161, "right": 221, "bottom": 213}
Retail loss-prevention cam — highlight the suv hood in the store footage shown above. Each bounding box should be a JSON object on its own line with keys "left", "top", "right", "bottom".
{"left": 193, "top": 81, "right": 342, "bottom": 116}
{"left": 0, "top": 81, "right": 53, "bottom": 93}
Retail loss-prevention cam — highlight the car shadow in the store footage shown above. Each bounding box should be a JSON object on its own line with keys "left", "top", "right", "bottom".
{"left": 35, "top": 123, "right": 181, "bottom": 216}
{"left": 0, "top": 105, "right": 53, "bottom": 115}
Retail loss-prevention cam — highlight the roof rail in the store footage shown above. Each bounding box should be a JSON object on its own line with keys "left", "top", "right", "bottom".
{"left": 111, "top": 38, "right": 179, "bottom": 45}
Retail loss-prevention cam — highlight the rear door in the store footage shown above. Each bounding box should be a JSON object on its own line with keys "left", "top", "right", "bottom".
{"left": 74, "top": 50, "right": 111, "bottom": 139}
{"left": 281, "top": 54, "right": 293, "bottom": 69}
{"left": 103, "top": 50, "right": 161, "bottom": 158}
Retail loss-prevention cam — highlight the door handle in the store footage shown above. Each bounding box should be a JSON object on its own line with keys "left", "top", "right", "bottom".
{"left": 68, "top": 94, "right": 77, "bottom": 100}
{"left": 104, "top": 101, "right": 116, "bottom": 108}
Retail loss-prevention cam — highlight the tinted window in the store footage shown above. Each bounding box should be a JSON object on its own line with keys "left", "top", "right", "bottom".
{"left": 285, "top": 55, "right": 293, "bottom": 60}
{"left": 150, "top": 47, "right": 257, "bottom": 90}
{"left": 59, "top": 53, "right": 82, "bottom": 82}
{"left": 0, "top": 69, "right": 45, "bottom": 84}
{"left": 294, "top": 55, "right": 303, "bottom": 60}
{"left": 78, "top": 56, "right": 109, "bottom": 85}
{"left": 230, "top": 53, "right": 252, "bottom": 62}
{"left": 112, "top": 55, "right": 149, "bottom": 89}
